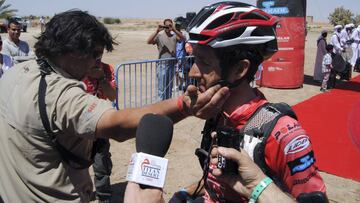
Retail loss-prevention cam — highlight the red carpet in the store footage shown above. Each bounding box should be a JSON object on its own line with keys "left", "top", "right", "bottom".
{"left": 292, "top": 75, "right": 360, "bottom": 181}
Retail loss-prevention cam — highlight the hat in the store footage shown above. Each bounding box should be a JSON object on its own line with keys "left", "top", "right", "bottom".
{"left": 345, "top": 23, "right": 354, "bottom": 28}
{"left": 334, "top": 25, "right": 342, "bottom": 29}
{"left": 321, "top": 29, "right": 328, "bottom": 34}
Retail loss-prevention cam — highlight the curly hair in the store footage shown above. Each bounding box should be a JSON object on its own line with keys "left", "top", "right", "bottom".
{"left": 34, "top": 10, "right": 117, "bottom": 58}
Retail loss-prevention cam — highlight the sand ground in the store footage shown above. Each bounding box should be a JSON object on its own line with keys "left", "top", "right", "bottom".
{"left": 11, "top": 21, "right": 360, "bottom": 203}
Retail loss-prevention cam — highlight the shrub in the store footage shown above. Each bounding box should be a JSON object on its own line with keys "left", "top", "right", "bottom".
{"left": 103, "top": 17, "right": 121, "bottom": 24}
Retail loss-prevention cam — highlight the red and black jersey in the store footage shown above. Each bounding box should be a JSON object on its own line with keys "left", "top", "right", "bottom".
{"left": 203, "top": 89, "right": 326, "bottom": 202}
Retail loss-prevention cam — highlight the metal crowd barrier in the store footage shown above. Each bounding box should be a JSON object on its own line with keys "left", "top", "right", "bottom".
{"left": 115, "top": 56, "right": 194, "bottom": 109}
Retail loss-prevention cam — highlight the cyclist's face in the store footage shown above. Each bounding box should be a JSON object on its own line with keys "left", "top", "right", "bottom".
{"left": 189, "top": 45, "right": 222, "bottom": 92}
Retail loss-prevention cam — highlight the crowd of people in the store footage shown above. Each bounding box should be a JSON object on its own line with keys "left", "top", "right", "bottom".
{"left": 314, "top": 23, "right": 360, "bottom": 92}
{"left": 0, "top": 2, "right": 335, "bottom": 203}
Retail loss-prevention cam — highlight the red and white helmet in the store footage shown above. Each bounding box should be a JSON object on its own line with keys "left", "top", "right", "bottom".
{"left": 187, "top": 1, "right": 279, "bottom": 59}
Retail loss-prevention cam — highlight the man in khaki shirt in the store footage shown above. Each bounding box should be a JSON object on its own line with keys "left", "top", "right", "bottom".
{"left": 0, "top": 10, "right": 229, "bottom": 203}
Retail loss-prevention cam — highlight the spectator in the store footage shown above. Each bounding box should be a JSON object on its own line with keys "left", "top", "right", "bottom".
{"left": 0, "top": 10, "right": 229, "bottom": 203}
{"left": 172, "top": 2, "right": 328, "bottom": 203}
{"left": 40, "top": 16, "right": 46, "bottom": 32}
{"left": 147, "top": 19, "right": 185, "bottom": 100}
{"left": 313, "top": 29, "right": 328, "bottom": 82}
{"left": 0, "top": 35, "right": 14, "bottom": 78}
{"left": 340, "top": 23, "right": 354, "bottom": 65}
{"left": 83, "top": 62, "right": 116, "bottom": 202}
{"left": 174, "top": 21, "right": 189, "bottom": 91}
{"left": 330, "top": 25, "right": 343, "bottom": 55}
{"left": 2, "top": 18, "right": 36, "bottom": 64}
{"left": 351, "top": 25, "right": 360, "bottom": 69}
{"left": 125, "top": 147, "right": 295, "bottom": 203}
{"left": 321, "top": 45, "right": 334, "bottom": 92}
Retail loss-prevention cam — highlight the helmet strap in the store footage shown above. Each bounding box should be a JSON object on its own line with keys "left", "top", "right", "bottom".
{"left": 212, "top": 77, "right": 245, "bottom": 89}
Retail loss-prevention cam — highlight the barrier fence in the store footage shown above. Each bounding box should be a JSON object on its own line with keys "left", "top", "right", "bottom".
{"left": 115, "top": 56, "right": 194, "bottom": 109}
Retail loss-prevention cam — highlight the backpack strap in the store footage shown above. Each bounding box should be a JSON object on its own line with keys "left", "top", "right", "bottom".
{"left": 37, "top": 58, "right": 94, "bottom": 169}
{"left": 242, "top": 102, "right": 297, "bottom": 187}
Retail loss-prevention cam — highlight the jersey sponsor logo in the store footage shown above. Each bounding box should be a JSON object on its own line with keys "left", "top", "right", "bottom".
{"left": 284, "top": 135, "right": 310, "bottom": 154}
{"left": 274, "top": 122, "right": 301, "bottom": 140}
{"left": 287, "top": 151, "right": 315, "bottom": 175}
{"left": 292, "top": 170, "right": 317, "bottom": 186}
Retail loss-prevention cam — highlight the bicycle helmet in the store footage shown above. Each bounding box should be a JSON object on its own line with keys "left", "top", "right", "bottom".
{"left": 187, "top": 1, "right": 279, "bottom": 60}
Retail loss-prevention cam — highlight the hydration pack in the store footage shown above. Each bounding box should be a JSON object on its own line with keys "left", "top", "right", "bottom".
{"left": 197, "top": 102, "right": 297, "bottom": 182}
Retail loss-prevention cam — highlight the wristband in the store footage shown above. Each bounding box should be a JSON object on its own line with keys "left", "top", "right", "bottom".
{"left": 177, "top": 95, "right": 188, "bottom": 116}
{"left": 249, "top": 177, "right": 273, "bottom": 203}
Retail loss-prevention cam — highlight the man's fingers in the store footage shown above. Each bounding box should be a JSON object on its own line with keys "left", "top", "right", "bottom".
{"left": 185, "top": 85, "right": 199, "bottom": 97}
{"left": 196, "top": 86, "right": 230, "bottom": 118}
{"left": 217, "top": 147, "right": 245, "bottom": 166}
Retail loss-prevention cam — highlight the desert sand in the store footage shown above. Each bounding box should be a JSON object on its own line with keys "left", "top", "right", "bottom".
{"left": 9, "top": 20, "right": 360, "bottom": 203}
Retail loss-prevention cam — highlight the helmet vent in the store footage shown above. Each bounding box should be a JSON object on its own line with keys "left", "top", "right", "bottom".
{"left": 252, "top": 26, "right": 275, "bottom": 37}
{"left": 241, "top": 11, "right": 270, "bottom": 20}
{"left": 217, "top": 27, "right": 246, "bottom": 41}
{"left": 206, "top": 13, "right": 234, "bottom": 30}
{"left": 189, "top": 33, "right": 210, "bottom": 41}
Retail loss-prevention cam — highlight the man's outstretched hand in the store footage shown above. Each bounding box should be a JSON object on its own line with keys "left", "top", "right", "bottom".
{"left": 182, "top": 85, "right": 230, "bottom": 119}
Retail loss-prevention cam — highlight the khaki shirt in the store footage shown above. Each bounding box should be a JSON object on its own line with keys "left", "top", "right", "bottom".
{"left": 0, "top": 60, "right": 113, "bottom": 202}
{"left": 155, "top": 31, "right": 177, "bottom": 59}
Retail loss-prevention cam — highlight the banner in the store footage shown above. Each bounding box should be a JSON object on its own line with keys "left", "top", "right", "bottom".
{"left": 256, "top": 0, "right": 307, "bottom": 88}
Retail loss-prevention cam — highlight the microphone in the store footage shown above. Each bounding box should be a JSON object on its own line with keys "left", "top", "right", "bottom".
{"left": 136, "top": 113, "right": 174, "bottom": 157}
{"left": 126, "top": 113, "right": 174, "bottom": 188}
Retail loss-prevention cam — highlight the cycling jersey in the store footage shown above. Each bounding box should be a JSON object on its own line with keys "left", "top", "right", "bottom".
{"left": 203, "top": 89, "right": 326, "bottom": 202}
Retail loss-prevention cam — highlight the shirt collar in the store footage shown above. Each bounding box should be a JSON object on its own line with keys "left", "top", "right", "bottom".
{"left": 223, "top": 88, "right": 268, "bottom": 128}
{"left": 46, "top": 59, "right": 73, "bottom": 79}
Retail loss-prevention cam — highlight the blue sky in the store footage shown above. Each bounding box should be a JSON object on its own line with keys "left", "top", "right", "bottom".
{"left": 6, "top": 0, "right": 360, "bottom": 22}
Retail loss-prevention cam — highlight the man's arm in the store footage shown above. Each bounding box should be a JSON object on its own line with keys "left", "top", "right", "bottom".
{"left": 170, "top": 25, "right": 185, "bottom": 41}
{"left": 96, "top": 85, "right": 230, "bottom": 142}
{"left": 265, "top": 116, "right": 328, "bottom": 202}
{"left": 147, "top": 25, "right": 163, "bottom": 45}
{"left": 3, "top": 41, "right": 36, "bottom": 64}
{"left": 124, "top": 182, "right": 165, "bottom": 203}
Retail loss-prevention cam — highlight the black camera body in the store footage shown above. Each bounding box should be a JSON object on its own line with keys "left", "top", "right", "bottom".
{"left": 216, "top": 126, "right": 242, "bottom": 174}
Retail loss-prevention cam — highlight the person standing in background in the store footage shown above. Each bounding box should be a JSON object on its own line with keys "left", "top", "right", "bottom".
{"left": 2, "top": 19, "right": 36, "bottom": 64}
{"left": 351, "top": 25, "right": 360, "bottom": 70}
{"left": 330, "top": 25, "right": 343, "bottom": 55}
{"left": 83, "top": 62, "right": 116, "bottom": 203}
{"left": 321, "top": 45, "right": 334, "bottom": 92}
{"left": 313, "top": 30, "right": 328, "bottom": 82}
{"left": 174, "top": 21, "right": 189, "bottom": 92}
{"left": 147, "top": 19, "right": 184, "bottom": 100}
{"left": 0, "top": 35, "right": 14, "bottom": 78}
{"left": 40, "top": 16, "right": 46, "bottom": 33}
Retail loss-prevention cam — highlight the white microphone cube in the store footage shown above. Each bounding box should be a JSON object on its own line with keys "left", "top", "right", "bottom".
{"left": 126, "top": 152, "right": 168, "bottom": 188}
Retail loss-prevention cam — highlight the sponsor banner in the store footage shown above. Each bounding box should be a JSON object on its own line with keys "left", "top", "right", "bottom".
{"left": 257, "top": 0, "right": 306, "bottom": 17}
{"left": 256, "top": 0, "right": 306, "bottom": 88}
{"left": 256, "top": 17, "right": 305, "bottom": 88}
